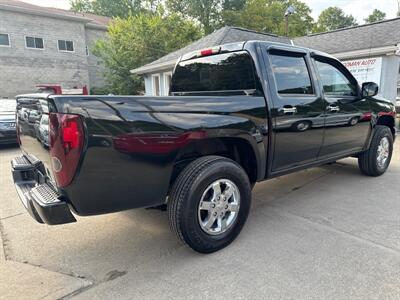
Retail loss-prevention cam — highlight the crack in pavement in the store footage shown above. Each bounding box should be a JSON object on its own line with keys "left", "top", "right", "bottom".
{"left": 0, "top": 217, "right": 94, "bottom": 299}
{"left": 61, "top": 243, "right": 189, "bottom": 299}
{"left": 0, "top": 219, "right": 11, "bottom": 260}
{"left": 0, "top": 212, "right": 26, "bottom": 221}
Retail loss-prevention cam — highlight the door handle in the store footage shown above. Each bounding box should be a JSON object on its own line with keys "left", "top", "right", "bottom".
{"left": 327, "top": 105, "right": 340, "bottom": 112}
{"left": 281, "top": 107, "right": 297, "bottom": 114}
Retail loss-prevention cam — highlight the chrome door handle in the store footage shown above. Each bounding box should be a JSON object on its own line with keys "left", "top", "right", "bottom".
{"left": 327, "top": 105, "right": 340, "bottom": 112}
{"left": 282, "top": 107, "right": 297, "bottom": 114}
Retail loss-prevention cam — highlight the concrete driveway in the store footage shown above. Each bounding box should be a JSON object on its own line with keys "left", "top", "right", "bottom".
{"left": 0, "top": 143, "right": 399, "bottom": 299}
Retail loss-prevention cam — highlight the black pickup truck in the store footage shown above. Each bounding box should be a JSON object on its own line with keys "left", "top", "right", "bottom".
{"left": 12, "top": 41, "right": 396, "bottom": 253}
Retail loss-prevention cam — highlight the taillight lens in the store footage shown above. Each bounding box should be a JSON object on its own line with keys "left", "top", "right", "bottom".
{"left": 198, "top": 46, "right": 220, "bottom": 57}
{"left": 49, "top": 113, "right": 84, "bottom": 188}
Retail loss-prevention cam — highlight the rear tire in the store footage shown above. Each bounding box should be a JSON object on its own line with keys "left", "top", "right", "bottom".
{"left": 358, "top": 125, "right": 393, "bottom": 176}
{"left": 168, "top": 156, "right": 252, "bottom": 253}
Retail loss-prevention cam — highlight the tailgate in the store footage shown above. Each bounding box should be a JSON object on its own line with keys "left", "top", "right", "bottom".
{"left": 16, "top": 94, "right": 54, "bottom": 183}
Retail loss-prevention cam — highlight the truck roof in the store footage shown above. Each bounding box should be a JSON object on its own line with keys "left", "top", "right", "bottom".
{"left": 179, "top": 40, "right": 338, "bottom": 64}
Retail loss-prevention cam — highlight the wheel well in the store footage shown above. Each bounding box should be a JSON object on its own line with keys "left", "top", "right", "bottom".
{"left": 377, "top": 115, "right": 395, "bottom": 138}
{"left": 171, "top": 138, "right": 258, "bottom": 186}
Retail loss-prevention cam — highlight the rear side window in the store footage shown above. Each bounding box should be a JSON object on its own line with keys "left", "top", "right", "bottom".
{"left": 171, "top": 51, "right": 258, "bottom": 95}
{"left": 269, "top": 52, "right": 313, "bottom": 95}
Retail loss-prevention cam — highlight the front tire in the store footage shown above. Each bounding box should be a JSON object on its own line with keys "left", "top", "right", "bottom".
{"left": 168, "top": 156, "right": 252, "bottom": 253}
{"left": 358, "top": 125, "right": 393, "bottom": 176}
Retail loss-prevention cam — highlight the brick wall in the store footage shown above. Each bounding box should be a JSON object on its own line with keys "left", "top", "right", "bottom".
{"left": 0, "top": 10, "right": 107, "bottom": 98}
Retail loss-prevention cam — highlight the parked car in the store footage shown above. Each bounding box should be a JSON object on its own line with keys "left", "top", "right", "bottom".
{"left": 11, "top": 41, "right": 396, "bottom": 253}
{"left": 0, "top": 99, "right": 17, "bottom": 144}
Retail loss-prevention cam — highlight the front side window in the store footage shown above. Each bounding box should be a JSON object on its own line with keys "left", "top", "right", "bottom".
{"left": 315, "top": 59, "right": 357, "bottom": 97}
{"left": 0, "top": 33, "right": 10, "bottom": 46}
{"left": 26, "top": 36, "right": 44, "bottom": 49}
{"left": 58, "top": 40, "right": 74, "bottom": 52}
{"left": 269, "top": 52, "right": 313, "bottom": 95}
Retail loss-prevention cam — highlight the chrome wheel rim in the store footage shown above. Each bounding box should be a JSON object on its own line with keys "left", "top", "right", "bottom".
{"left": 377, "top": 137, "right": 390, "bottom": 169}
{"left": 198, "top": 179, "right": 240, "bottom": 236}
{"left": 297, "top": 122, "right": 309, "bottom": 131}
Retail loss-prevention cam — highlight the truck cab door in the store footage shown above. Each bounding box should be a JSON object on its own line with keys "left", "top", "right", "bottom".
{"left": 264, "top": 47, "right": 325, "bottom": 172}
{"left": 311, "top": 55, "right": 371, "bottom": 158}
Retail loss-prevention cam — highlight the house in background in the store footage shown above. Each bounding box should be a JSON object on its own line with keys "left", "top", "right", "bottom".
{"left": 295, "top": 18, "right": 400, "bottom": 103}
{"left": 131, "top": 26, "right": 291, "bottom": 96}
{"left": 0, "top": 0, "right": 110, "bottom": 98}
{"left": 132, "top": 18, "right": 400, "bottom": 103}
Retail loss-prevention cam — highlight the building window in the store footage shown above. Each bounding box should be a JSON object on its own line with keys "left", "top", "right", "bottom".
{"left": 26, "top": 36, "right": 44, "bottom": 49}
{"left": 163, "top": 72, "right": 172, "bottom": 95}
{"left": 0, "top": 33, "right": 10, "bottom": 47}
{"left": 152, "top": 74, "right": 161, "bottom": 96}
{"left": 58, "top": 40, "right": 74, "bottom": 52}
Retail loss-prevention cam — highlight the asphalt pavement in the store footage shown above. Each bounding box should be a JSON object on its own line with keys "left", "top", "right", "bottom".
{"left": 0, "top": 142, "right": 399, "bottom": 299}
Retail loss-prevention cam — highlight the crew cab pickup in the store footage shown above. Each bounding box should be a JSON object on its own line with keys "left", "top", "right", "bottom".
{"left": 12, "top": 41, "right": 396, "bottom": 253}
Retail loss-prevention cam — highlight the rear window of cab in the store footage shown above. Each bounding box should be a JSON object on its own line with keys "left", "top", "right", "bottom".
{"left": 170, "top": 51, "right": 259, "bottom": 96}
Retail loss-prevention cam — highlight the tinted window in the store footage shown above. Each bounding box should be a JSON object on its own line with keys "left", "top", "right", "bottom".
{"left": 26, "top": 36, "right": 35, "bottom": 48}
{"left": 66, "top": 41, "right": 74, "bottom": 51}
{"left": 58, "top": 40, "right": 74, "bottom": 52}
{"left": 0, "top": 34, "right": 10, "bottom": 46}
{"left": 315, "top": 59, "right": 356, "bottom": 96}
{"left": 171, "top": 51, "right": 258, "bottom": 95}
{"left": 269, "top": 53, "right": 313, "bottom": 95}
{"left": 35, "top": 37, "right": 44, "bottom": 49}
{"left": 26, "top": 37, "right": 44, "bottom": 49}
{"left": 58, "top": 40, "right": 66, "bottom": 51}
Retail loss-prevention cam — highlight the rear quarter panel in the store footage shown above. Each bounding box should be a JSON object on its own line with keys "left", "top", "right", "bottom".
{"left": 53, "top": 95, "right": 267, "bottom": 215}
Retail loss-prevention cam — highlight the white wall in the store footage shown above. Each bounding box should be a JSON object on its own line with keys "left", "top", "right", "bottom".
{"left": 144, "top": 69, "right": 173, "bottom": 96}
{"left": 380, "top": 55, "right": 400, "bottom": 102}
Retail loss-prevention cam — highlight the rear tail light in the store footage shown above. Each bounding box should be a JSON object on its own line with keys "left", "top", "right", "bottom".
{"left": 49, "top": 113, "right": 84, "bottom": 188}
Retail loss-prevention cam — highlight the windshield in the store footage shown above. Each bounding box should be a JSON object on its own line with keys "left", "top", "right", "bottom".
{"left": 171, "top": 51, "right": 259, "bottom": 96}
{"left": 0, "top": 99, "right": 16, "bottom": 113}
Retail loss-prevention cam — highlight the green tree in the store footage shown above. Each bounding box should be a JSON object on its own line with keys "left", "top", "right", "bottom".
{"left": 364, "top": 9, "right": 386, "bottom": 23}
{"left": 222, "top": 0, "right": 246, "bottom": 11}
{"left": 92, "top": 12, "right": 202, "bottom": 94}
{"left": 222, "top": 0, "right": 314, "bottom": 37}
{"left": 166, "top": 0, "right": 225, "bottom": 34}
{"left": 70, "top": 0, "right": 144, "bottom": 18}
{"left": 314, "top": 7, "right": 358, "bottom": 33}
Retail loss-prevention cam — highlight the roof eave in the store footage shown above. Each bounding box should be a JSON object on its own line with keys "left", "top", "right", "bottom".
{"left": 131, "top": 60, "right": 176, "bottom": 75}
{"left": 85, "top": 22, "right": 108, "bottom": 30}
{"left": 0, "top": 3, "right": 93, "bottom": 24}
{"left": 332, "top": 45, "right": 399, "bottom": 60}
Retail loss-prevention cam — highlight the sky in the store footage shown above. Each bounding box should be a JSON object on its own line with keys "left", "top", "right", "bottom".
{"left": 18, "top": 0, "right": 400, "bottom": 23}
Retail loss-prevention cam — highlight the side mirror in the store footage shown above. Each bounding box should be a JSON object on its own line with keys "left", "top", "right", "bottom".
{"left": 361, "top": 82, "right": 379, "bottom": 97}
